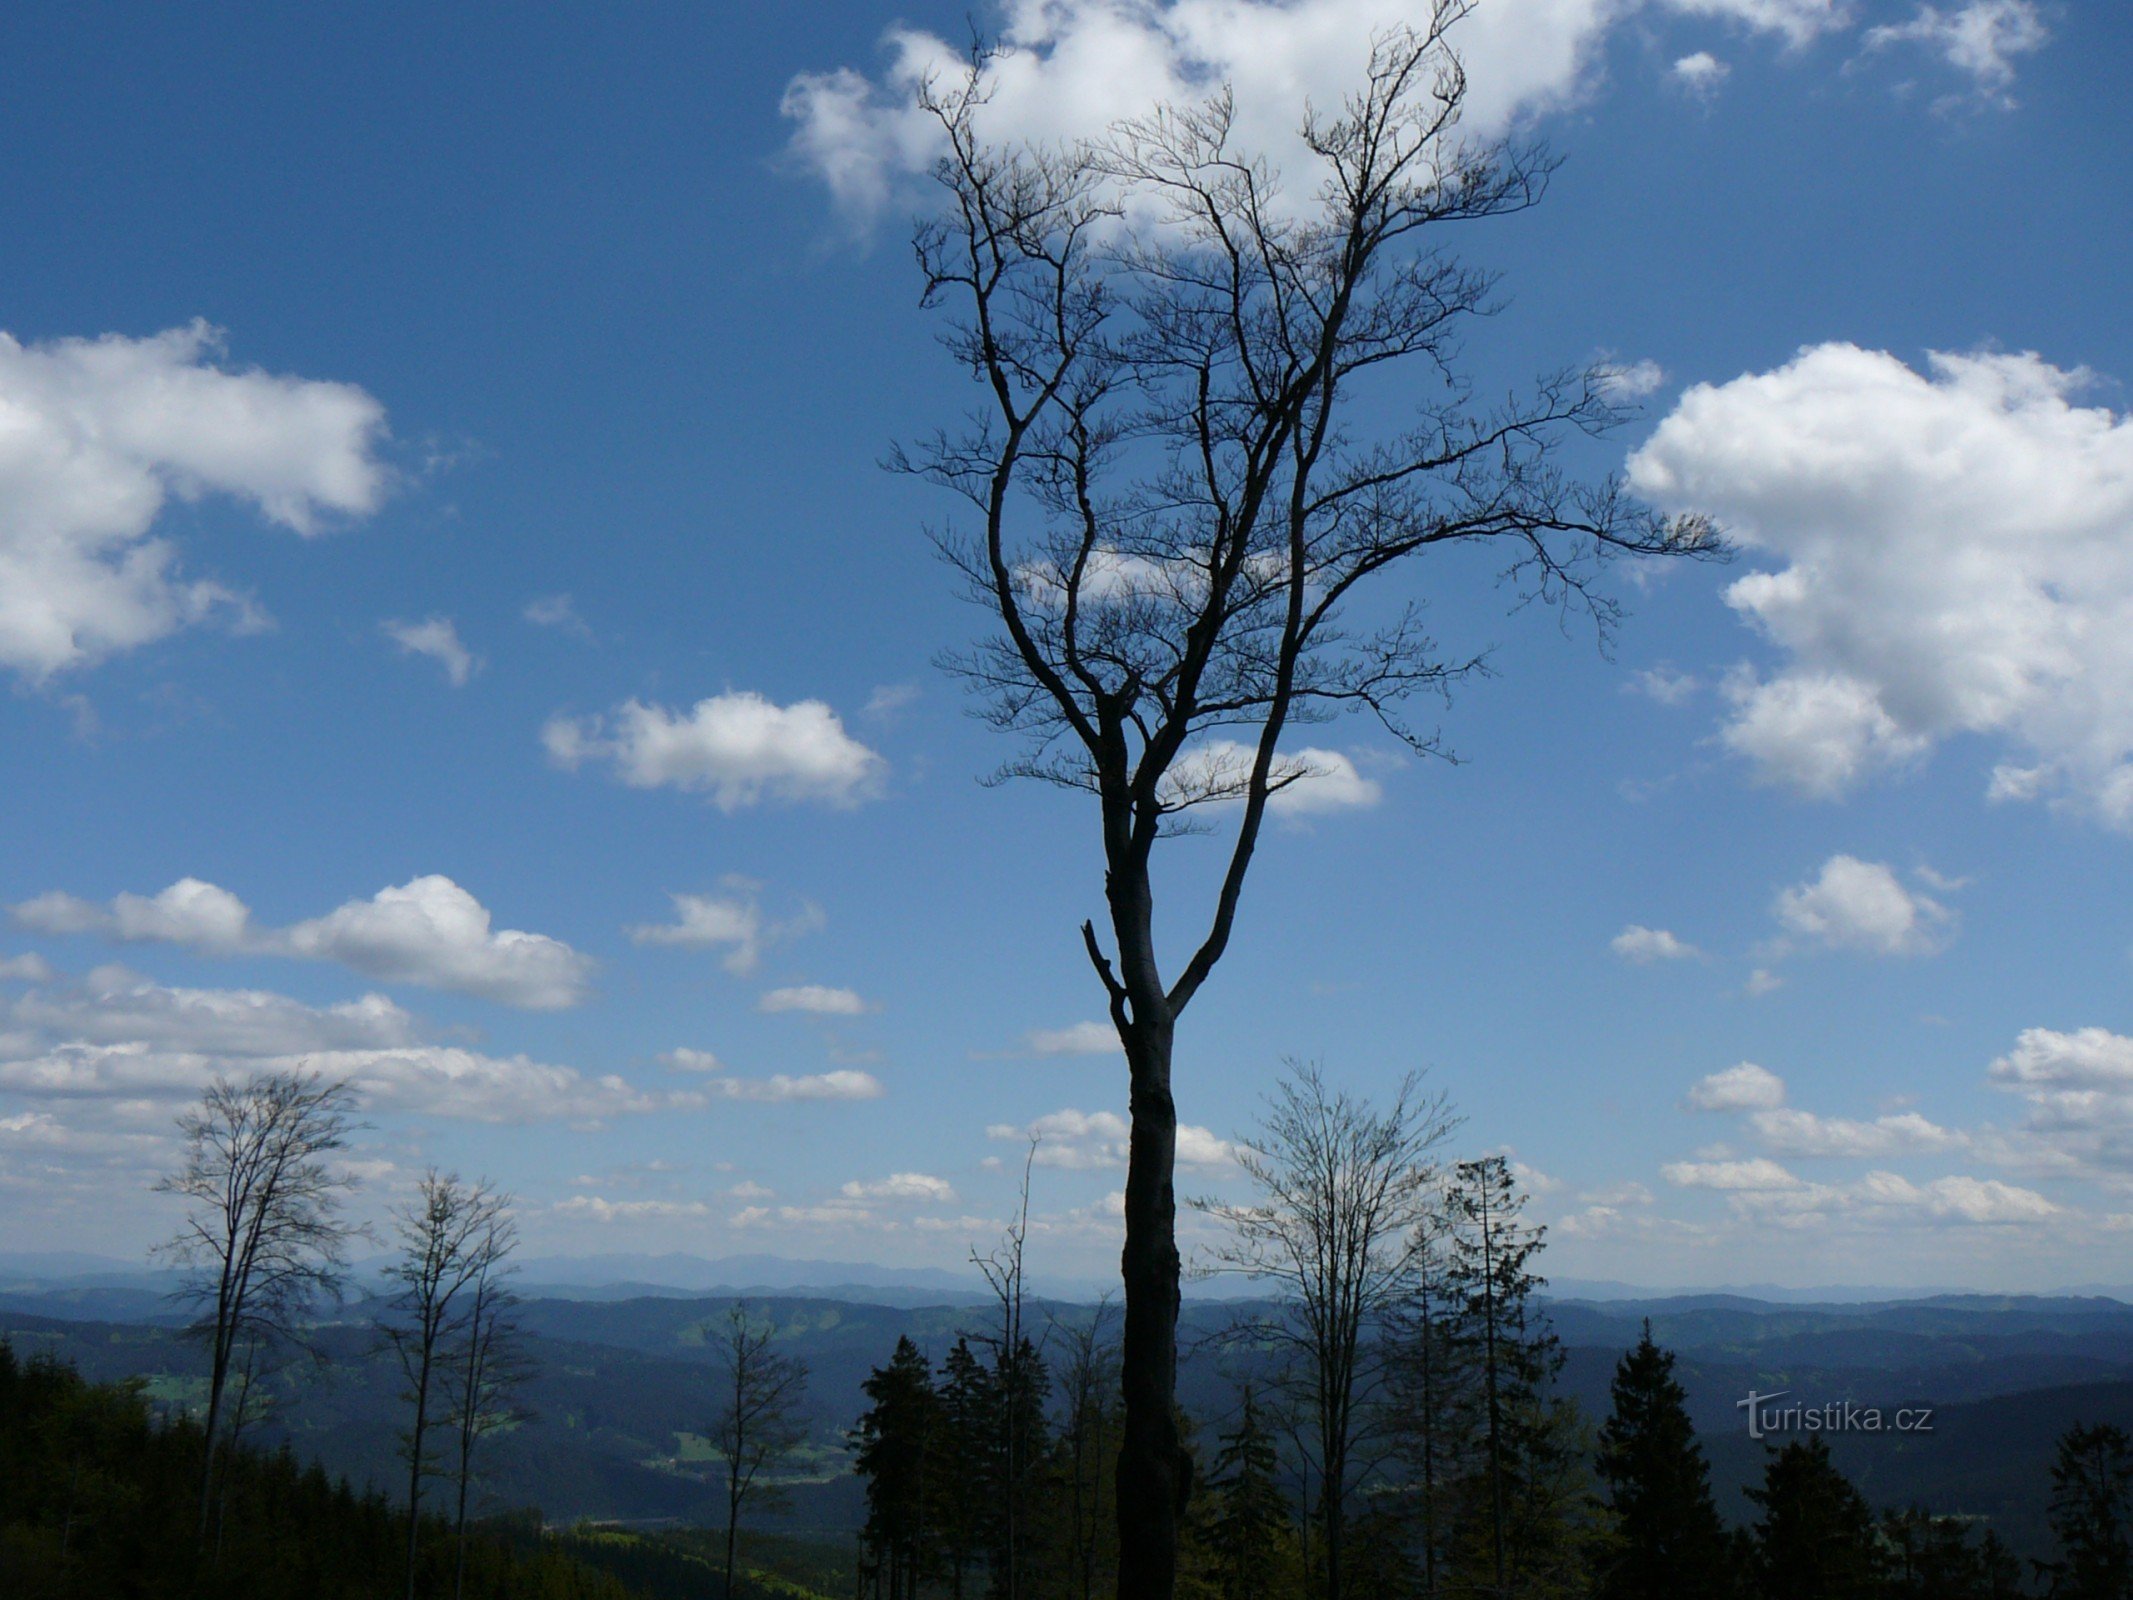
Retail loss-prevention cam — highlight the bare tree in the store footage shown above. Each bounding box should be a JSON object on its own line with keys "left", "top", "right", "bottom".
{"left": 445, "top": 1203, "right": 526, "bottom": 1600}
{"left": 1052, "top": 1297, "right": 1121, "bottom": 1600}
{"left": 155, "top": 1070, "right": 360, "bottom": 1543}
{"left": 1196, "top": 1061, "right": 1458, "bottom": 1600}
{"left": 971, "top": 1141, "right": 1041, "bottom": 1600}
{"left": 381, "top": 1171, "right": 513, "bottom": 1600}
{"left": 710, "top": 1301, "right": 811, "bottom": 1600}
{"left": 900, "top": 8, "right": 1715, "bottom": 1591}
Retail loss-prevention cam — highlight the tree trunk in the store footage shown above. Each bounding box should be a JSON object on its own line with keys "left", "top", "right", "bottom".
{"left": 406, "top": 1344, "right": 432, "bottom": 1600}
{"left": 1114, "top": 1013, "right": 1184, "bottom": 1600}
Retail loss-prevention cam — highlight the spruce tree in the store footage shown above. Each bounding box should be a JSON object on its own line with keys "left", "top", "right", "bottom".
{"left": 1595, "top": 1323, "right": 1735, "bottom": 1599}
{"left": 1204, "top": 1389, "right": 1290, "bottom": 1600}
{"left": 1747, "top": 1436, "right": 1885, "bottom": 1600}
{"left": 935, "top": 1337, "right": 991, "bottom": 1600}
{"left": 853, "top": 1336, "right": 941, "bottom": 1600}
{"left": 2045, "top": 1423, "right": 2133, "bottom": 1600}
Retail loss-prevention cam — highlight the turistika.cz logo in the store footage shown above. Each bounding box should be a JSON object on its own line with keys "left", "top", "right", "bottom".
{"left": 1736, "top": 1390, "right": 1935, "bottom": 1441}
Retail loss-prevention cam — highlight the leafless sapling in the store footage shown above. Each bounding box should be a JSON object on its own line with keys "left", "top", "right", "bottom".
{"left": 155, "top": 1069, "right": 361, "bottom": 1544}
{"left": 710, "top": 1301, "right": 811, "bottom": 1600}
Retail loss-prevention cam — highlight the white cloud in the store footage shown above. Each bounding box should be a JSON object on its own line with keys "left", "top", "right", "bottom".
{"left": 1745, "top": 967, "right": 1785, "bottom": 996}
{"left": 1161, "top": 740, "right": 1382, "bottom": 816}
{"left": 1751, "top": 1106, "right": 1968, "bottom": 1157}
{"left": 1597, "top": 358, "right": 1668, "bottom": 400}
{"left": 758, "top": 984, "right": 872, "bottom": 1017}
{"left": 1662, "top": 1156, "right": 1804, "bottom": 1191}
{"left": 544, "top": 692, "right": 885, "bottom": 811}
{"left": 11, "top": 875, "right": 595, "bottom": 1009}
{"left": 0, "top": 322, "right": 388, "bottom": 679}
{"left": 660, "top": 1047, "right": 725, "bottom": 1073}
{"left": 1629, "top": 346, "right": 2133, "bottom": 823}
{"left": 1988, "top": 1027, "right": 2133, "bottom": 1180}
{"left": 382, "top": 615, "right": 479, "bottom": 686}
{"left": 1686, "top": 1061, "right": 1788, "bottom": 1112}
{"left": 842, "top": 1172, "right": 957, "bottom": 1202}
{"left": 710, "top": 1070, "right": 884, "bottom": 1103}
{"left": 728, "top": 1180, "right": 774, "bottom": 1200}
{"left": 627, "top": 883, "right": 822, "bottom": 974}
{"left": 989, "top": 1106, "right": 1231, "bottom": 1169}
{"left": 553, "top": 1196, "right": 713, "bottom": 1223}
{"left": 0, "top": 954, "right": 53, "bottom": 983}
{"left": 1628, "top": 665, "right": 1700, "bottom": 705}
{"left": 1862, "top": 2, "right": 2048, "bottom": 98}
{"left": 1026, "top": 1021, "right": 1120, "bottom": 1056}
{"left": 1671, "top": 50, "right": 1731, "bottom": 94}
{"left": 1611, "top": 924, "right": 1701, "bottom": 963}
{"left": 1774, "top": 855, "right": 1953, "bottom": 956}
{"left": 1993, "top": 1026, "right": 2133, "bottom": 1093}
{"left": 523, "top": 593, "right": 590, "bottom": 637}
{"left": 780, "top": 0, "right": 1847, "bottom": 228}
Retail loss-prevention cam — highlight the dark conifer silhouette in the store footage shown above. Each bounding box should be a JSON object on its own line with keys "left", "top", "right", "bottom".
{"left": 1748, "top": 1436, "right": 1886, "bottom": 1600}
{"left": 1595, "top": 1322, "right": 1737, "bottom": 1599}
{"left": 2043, "top": 1423, "right": 2133, "bottom": 1600}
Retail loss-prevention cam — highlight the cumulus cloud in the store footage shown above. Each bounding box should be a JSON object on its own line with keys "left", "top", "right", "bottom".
{"left": 0, "top": 954, "right": 54, "bottom": 983}
{"left": 781, "top": 0, "right": 1855, "bottom": 228}
{"left": 842, "top": 1172, "right": 957, "bottom": 1202}
{"left": 1026, "top": 1021, "right": 1120, "bottom": 1056}
{"left": 627, "top": 882, "right": 822, "bottom": 975}
{"left": 1686, "top": 1061, "right": 1788, "bottom": 1111}
{"left": 1671, "top": 50, "right": 1731, "bottom": 94}
{"left": 660, "top": 1047, "right": 725, "bottom": 1073}
{"left": 1989, "top": 1028, "right": 2133, "bottom": 1177}
{"left": 553, "top": 1196, "right": 713, "bottom": 1223}
{"left": 1862, "top": 1, "right": 2048, "bottom": 99}
{"left": 1629, "top": 346, "right": 2133, "bottom": 823}
{"left": 544, "top": 692, "right": 885, "bottom": 811}
{"left": 1751, "top": 1106, "right": 1969, "bottom": 1158}
{"left": 758, "top": 984, "right": 872, "bottom": 1017}
{"left": 1773, "top": 855, "right": 1953, "bottom": 956}
{"left": 988, "top": 1106, "right": 1232, "bottom": 1169}
{"left": 1628, "top": 666, "right": 1700, "bottom": 706}
{"left": 382, "top": 615, "right": 479, "bottom": 686}
{"left": 0, "top": 967, "right": 688, "bottom": 1124}
{"left": 1161, "top": 740, "right": 1382, "bottom": 817}
{"left": 1662, "top": 1156, "right": 1804, "bottom": 1191}
{"left": 11, "top": 875, "right": 594, "bottom": 1009}
{"left": 0, "top": 322, "right": 389, "bottom": 680}
{"left": 710, "top": 1070, "right": 885, "bottom": 1103}
{"left": 1597, "top": 358, "right": 1668, "bottom": 400}
{"left": 523, "top": 593, "right": 590, "bottom": 637}
{"left": 1611, "top": 925, "right": 1701, "bottom": 963}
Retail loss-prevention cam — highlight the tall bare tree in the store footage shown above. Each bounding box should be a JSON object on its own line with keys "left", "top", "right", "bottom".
{"left": 1197, "top": 1061, "right": 1458, "bottom": 1600}
{"left": 381, "top": 1171, "right": 513, "bottom": 1600}
{"left": 155, "top": 1070, "right": 360, "bottom": 1544}
{"left": 901, "top": 9, "right": 1715, "bottom": 1592}
{"left": 710, "top": 1301, "right": 811, "bottom": 1600}
{"left": 444, "top": 1201, "right": 525, "bottom": 1600}
{"left": 971, "top": 1139, "right": 1040, "bottom": 1600}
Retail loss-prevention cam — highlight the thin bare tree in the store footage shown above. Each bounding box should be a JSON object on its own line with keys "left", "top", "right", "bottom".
{"left": 971, "top": 1140, "right": 1040, "bottom": 1600}
{"left": 155, "top": 1070, "right": 361, "bottom": 1544}
{"left": 1196, "top": 1061, "right": 1458, "bottom": 1600}
{"left": 381, "top": 1171, "right": 513, "bottom": 1600}
{"left": 899, "top": 8, "right": 1716, "bottom": 1591}
{"left": 445, "top": 1203, "right": 526, "bottom": 1600}
{"left": 1052, "top": 1296, "right": 1121, "bottom": 1600}
{"left": 710, "top": 1301, "right": 811, "bottom": 1600}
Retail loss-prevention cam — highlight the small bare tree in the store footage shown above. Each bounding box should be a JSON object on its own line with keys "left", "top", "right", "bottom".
{"left": 1196, "top": 1061, "right": 1459, "bottom": 1600}
{"left": 1052, "top": 1298, "right": 1121, "bottom": 1600}
{"left": 444, "top": 1202, "right": 526, "bottom": 1600}
{"left": 155, "top": 1070, "right": 360, "bottom": 1543}
{"left": 972, "top": 1140, "right": 1041, "bottom": 1600}
{"left": 381, "top": 1171, "right": 513, "bottom": 1600}
{"left": 710, "top": 1301, "right": 811, "bottom": 1600}
{"left": 901, "top": 8, "right": 1716, "bottom": 1592}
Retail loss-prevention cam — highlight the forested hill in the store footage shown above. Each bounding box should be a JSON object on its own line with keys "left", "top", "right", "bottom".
{"left": 6, "top": 1286, "right": 2133, "bottom": 1562}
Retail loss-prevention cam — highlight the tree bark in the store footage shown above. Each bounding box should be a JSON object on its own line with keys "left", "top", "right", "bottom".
{"left": 1114, "top": 1011, "right": 1184, "bottom": 1600}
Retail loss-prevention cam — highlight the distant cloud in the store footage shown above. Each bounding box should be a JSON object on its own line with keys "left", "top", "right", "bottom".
{"left": 1752, "top": 1106, "right": 1968, "bottom": 1158}
{"left": 1611, "top": 925, "right": 1701, "bottom": 964}
{"left": 0, "top": 321, "right": 388, "bottom": 681}
{"left": 659, "top": 1047, "right": 725, "bottom": 1074}
{"left": 1597, "top": 358, "right": 1667, "bottom": 400}
{"left": 0, "top": 953, "right": 54, "bottom": 983}
{"left": 1627, "top": 666, "right": 1699, "bottom": 706}
{"left": 863, "top": 683, "right": 919, "bottom": 718}
{"left": 1862, "top": 2, "right": 2049, "bottom": 101}
{"left": 1671, "top": 50, "right": 1730, "bottom": 95}
{"left": 1161, "top": 740, "right": 1382, "bottom": 817}
{"left": 1687, "top": 1062, "right": 1787, "bottom": 1112}
{"left": 711, "top": 1069, "right": 884, "bottom": 1103}
{"left": 382, "top": 615, "right": 479, "bottom": 686}
{"left": 544, "top": 692, "right": 886, "bottom": 811}
{"left": 758, "top": 984, "right": 872, "bottom": 1017}
{"left": 1662, "top": 1156, "right": 1804, "bottom": 1191}
{"left": 523, "top": 593, "right": 591, "bottom": 637}
{"left": 628, "top": 882, "right": 823, "bottom": 975}
{"left": 1774, "top": 855, "right": 1954, "bottom": 957}
{"left": 988, "top": 1107, "right": 1232, "bottom": 1169}
{"left": 11, "top": 874, "right": 594, "bottom": 1009}
{"left": 841, "top": 1172, "right": 956, "bottom": 1202}
{"left": 1026, "top": 1021, "right": 1120, "bottom": 1056}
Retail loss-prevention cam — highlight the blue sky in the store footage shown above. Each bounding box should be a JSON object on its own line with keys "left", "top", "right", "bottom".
{"left": 2, "top": 0, "right": 2129, "bottom": 1291}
